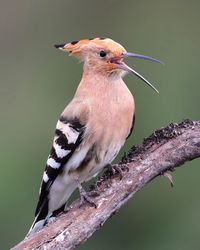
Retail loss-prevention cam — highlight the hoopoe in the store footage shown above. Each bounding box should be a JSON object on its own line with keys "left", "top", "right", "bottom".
{"left": 27, "top": 37, "right": 162, "bottom": 236}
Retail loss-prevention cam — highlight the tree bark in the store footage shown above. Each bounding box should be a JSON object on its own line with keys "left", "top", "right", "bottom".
{"left": 12, "top": 120, "right": 200, "bottom": 250}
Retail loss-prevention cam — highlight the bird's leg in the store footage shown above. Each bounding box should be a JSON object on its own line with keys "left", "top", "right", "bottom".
{"left": 77, "top": 182, "right": 97, "bottom": 208}
{"left": 106, "top": 164, "right": 128, "bottom": 180}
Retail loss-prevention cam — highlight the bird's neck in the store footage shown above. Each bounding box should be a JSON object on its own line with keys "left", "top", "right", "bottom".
{"left": 75, "top": 67, "right": 124, "bottom": 99}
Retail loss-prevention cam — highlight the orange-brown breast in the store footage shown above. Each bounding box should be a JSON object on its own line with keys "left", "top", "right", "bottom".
{"left": 61, "top": 73, "right": 134, "bottom": 181}
{"left": 76, "top": 74, "right": 134, "bottom": 156}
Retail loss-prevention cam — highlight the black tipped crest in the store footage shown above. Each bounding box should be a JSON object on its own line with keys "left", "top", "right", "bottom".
{"left": 88, "top": 37, "right": 106, "bottom": 41}
{"left": 55, "top": 37, "right": 107, "bottom": 50}
{"left": 54, "top": 44, "right": 65, "bottom": 49}
{"left": 71, "top": 40, "right": 79, "bottom": 45}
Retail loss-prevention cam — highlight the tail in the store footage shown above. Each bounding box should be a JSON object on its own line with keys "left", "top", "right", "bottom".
{"left": 27, "top": 181, "right": 77, "bottom": 237}
{"left": 26, "top": 198, "right": 50, "bottom": 237}
{"left": 27, "top": 216, "right": 46, "bottom": 237}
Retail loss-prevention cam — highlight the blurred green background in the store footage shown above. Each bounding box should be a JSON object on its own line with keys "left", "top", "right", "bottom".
{"left": 1, "top": 0, "right": 200, "bottom": 249}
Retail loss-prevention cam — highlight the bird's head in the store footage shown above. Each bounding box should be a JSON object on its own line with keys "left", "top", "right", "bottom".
{"left": 55, "top": 37, "right": 163, "bottom": 93}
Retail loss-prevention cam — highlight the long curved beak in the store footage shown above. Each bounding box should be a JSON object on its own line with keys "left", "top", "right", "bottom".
{"left": 120, "top": 52, "right": 164, "bottom": 94}
{"left": 124, "top": 52, "right": 164, "bottom": 65}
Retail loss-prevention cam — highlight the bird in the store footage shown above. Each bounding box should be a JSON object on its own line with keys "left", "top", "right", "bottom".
{"left": 27, "top": 37, "right": 162, "bottom": 236}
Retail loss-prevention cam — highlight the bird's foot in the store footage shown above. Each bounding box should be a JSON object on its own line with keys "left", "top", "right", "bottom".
{"left": 78, "top": 182, "right": 97, "bottom": 208}
{"left": 106, "top": 164, "right": 128, "bottom": 180}
{"left": 47, "top": 216, "right": 56, "bottom": 225}
{"left": 160, "top": 171, "right": 174, "bottom": 187}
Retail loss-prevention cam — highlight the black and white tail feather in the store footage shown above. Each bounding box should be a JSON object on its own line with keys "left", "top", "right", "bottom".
{"left": 27, "top": 116, "right": 85, "bottom": 236}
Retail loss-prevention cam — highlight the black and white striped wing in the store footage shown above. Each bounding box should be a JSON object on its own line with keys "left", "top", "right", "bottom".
{"left": 35, "top": 116, "right": 85, "bottom": 216}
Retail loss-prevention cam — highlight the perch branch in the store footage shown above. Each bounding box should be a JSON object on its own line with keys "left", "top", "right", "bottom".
{"left": 12, "top": 120, "right": 200, "bottom": 250}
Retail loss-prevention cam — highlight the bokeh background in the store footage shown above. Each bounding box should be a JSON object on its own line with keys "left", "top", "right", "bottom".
{"left": 1, "top": 0, "right": 200, "bottom": 249}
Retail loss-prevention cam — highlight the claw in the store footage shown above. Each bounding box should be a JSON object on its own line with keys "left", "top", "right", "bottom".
{"left": 47, "top": 216, "right": 56, "bottom": 225}
{"left": 77, "top": 182, "right": 97, "bottom": 208}
{"left": 161, "top": 172, "right": 174, "bottom": 187}
{"left": 106, "top": 164, "right": 128, "bottom": 180}
{"left": 106, "top": 164, "right": 123, "bottom": 179}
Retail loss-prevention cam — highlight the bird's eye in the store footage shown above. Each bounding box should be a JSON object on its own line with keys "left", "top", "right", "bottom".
{"left": 99, "top": 50, "right": 107, "bottom": 58}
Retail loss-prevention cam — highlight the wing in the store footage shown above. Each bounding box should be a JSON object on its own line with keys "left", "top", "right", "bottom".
{"left": 35, "top": 115, "right": 85, "bottom": 216}
{"left": 126, "top": 114, "right": 135, "bottom": 140}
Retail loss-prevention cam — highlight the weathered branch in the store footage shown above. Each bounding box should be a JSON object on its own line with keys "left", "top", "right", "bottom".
{"left": 12, "top": 120, "right": 200, "bottom": 250}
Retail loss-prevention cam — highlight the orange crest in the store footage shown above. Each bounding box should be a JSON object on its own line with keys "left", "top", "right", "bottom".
{"left": 55, "top": 37, "right": 126, "bottom": 59}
